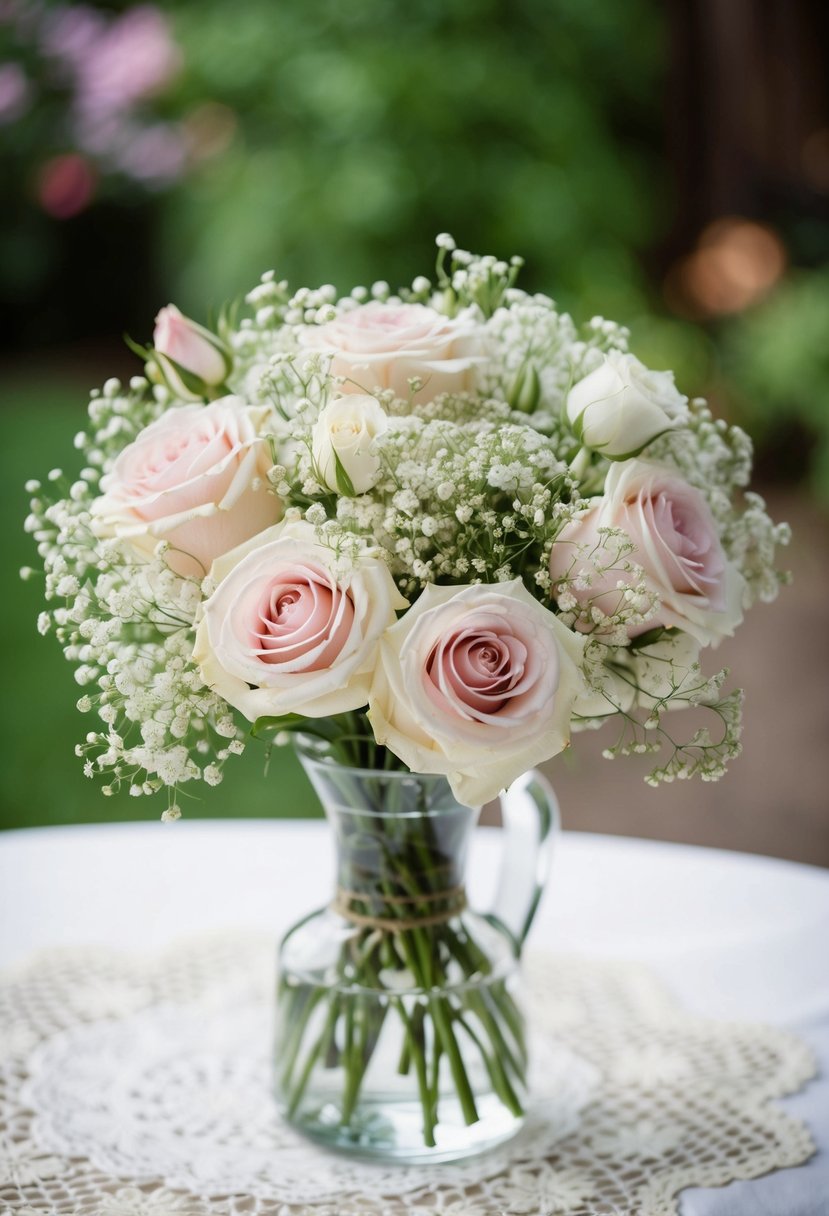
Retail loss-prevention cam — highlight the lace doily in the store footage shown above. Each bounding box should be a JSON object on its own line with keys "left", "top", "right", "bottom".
{"left": 0, "top": 933, "right": 817, "bottom": 1216}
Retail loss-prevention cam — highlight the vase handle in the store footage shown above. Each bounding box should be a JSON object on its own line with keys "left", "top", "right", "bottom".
{"left": 489, "top": 769, "right": 559, "bottom": 954}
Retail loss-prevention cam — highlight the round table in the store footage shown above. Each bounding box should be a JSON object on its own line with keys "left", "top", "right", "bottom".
{"left": 2, "top": 821, "right": 828, "bottom": 1214}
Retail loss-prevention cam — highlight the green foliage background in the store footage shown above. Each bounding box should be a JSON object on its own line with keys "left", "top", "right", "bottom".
{"left": 161, "top": 0, "right": 664, "bottom": 321}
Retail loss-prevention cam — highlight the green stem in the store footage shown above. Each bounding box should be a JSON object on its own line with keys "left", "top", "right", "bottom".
{"left": 443, "top": 928, "right": 528, "bottom": 1076}
{"left": 287, "top": 994, "right": 341, "bottom": 1118}
{"left": 340, "top": 999, "right": 364, "bottom": 1125}
{"left": 278, "top": 983, "right": 327, "bottom": 1089}
{"left": 395, "top": 998, "right": 436, "bottom": 1147}
{"left": 455, "top": 1008, "right": 523, "bottom": 1117}
{"left": 429, "top": 993, "right": 479, "bottom": 1125}
{"left": 428, "top": 1036, "right": 443, "bottom": 1131}
{"left": 278, "top": 772, "right": 532, "bottom": 1145}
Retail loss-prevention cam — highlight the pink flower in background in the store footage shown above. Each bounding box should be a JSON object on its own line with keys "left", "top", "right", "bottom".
{"left": 80, "top": 6, "right": 181, "bottom": 111}
{"left": 114, "top": 122, "right": 188, "bottom": 184}
{"left": 0, "top": 62, "right": 32, "bottom": 124}
{"left": 63, "top": 6, "right": 185, "bottom": 184}
{"left": 12, "top": 2, "right": 191, "bottom": 197}
{"left": 42, "top": 5, "right": 181, "bottom": 114}
{"left": 37, "top": 153, "right": 97, "bottom": 218}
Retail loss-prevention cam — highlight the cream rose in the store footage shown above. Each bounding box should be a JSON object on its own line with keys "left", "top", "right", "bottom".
{"left": 572, "top": 659, "right": 636, "bottom": 723}
{"left": 567, "top": 351, "right": 687, "bottom": 458}
{"left": 312, "top": 395, "right": 388, "bottom": 495}
{"left": 632, "top": 631, "right": 703, "bottom": 710}
{"left": 92, "top": 397, "right": 280, "bottom": 578}
{"left": 194, "top": 519, "right": 407, "bottom": 721}
{"left": 369, "top": 580, "right": 585, "bottom": 807}
{"left": 299, "top": 301, "right": 484, "bottom": 403}
{"left": 572, "top": 632, "right": 701, "bottom": 723}
{"left": 549, "top": 459, "right": 744, "bottom": 647}
{"left": 153, "top": 305, "right": 232, "bottom": 400}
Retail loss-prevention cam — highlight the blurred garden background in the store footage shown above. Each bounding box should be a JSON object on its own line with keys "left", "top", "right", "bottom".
{"left": 2, "top": 0, "right": 828, "bottom": 862}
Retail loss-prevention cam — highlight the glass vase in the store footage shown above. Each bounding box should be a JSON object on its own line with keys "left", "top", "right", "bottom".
{"left": 274, "top": 739, "right": 558, "bottom": 1163}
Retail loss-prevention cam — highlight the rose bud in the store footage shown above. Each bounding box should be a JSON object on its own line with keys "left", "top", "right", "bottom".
{"left": 152, "top": 305, "right": 232, "bottom": 401}
{"left": 312, "top": 395, "right": 389, "bottom": 496}
{"left": 567, "top": 351, "right": 687, "bottom": 459}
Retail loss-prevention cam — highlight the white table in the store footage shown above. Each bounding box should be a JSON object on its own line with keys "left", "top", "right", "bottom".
{"left": 2, "top": 822, "right": 828, "bottom": 1214}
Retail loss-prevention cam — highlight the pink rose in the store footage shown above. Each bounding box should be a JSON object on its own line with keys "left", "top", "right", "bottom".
{"left": 193, "top": 520, "right": 407, "bottom": 721}
{"left": 369, "top": 580, "right": 584, "bottom": 806}
{"left": 549, "top": 459, "right": 744, "bottom": 646}
{"left": 92, "top": 397, "right": 280, "bottom": 577}
{"left": 299, "top": 301, "right": 484, "bottom": 403}
{"left": 153, "top": 305, "right": 231, "bottom": 399}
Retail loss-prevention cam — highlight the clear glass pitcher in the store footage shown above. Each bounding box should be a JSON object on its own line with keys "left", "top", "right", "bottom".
{"left": 274, "top": 740, "right": 558, "bottom": 1162}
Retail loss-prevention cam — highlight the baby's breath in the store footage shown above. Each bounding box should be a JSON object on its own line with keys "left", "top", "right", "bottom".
{"left": 25, "top": 392, "right": 248, "bottom": 811}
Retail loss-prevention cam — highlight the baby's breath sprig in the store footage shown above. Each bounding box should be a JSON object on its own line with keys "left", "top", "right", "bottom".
{"left": 595, "top": 678, "right": 743, "bottom": 786}
{"left": 551, "top": 527, "right": 659, "bottom": 640}
{"left": 319, "top": 418, "right": 577, "bottom": 600}
{"left": 24, "top": 398, "right": 249, "bottom": 816}
{"left": 435, "top": 234, "right": 525, "bottom": 320}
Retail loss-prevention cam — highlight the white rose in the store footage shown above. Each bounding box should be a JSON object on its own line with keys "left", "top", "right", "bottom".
{"left": 572, "top": 631, "right": 701, "bottom": 723}
{"left": 193, "top": 519, "right": 407, "bottom": 722}
{"left": 311, "top": 395, "right": 388, "bottom": 495}
{"left": 152, "top": 304, "right": 232, "bottom": 400}
{"left": 632, "top": 631, "right": 704, "bottom": 710}
{"left": 368, "top": 580, "right": 585, "bottom": 807}
{"left": 567, "top": 351, "right": 687, "bottom": 458}
{"left": 92, "top": 397, "right": 280, "bottom": 577}
{"left": 549, "top": 459, "right": 744, "bottom": 647}
{"left": 571, "top": 658, "right": 636, "bottom": 724}
{"left": 299, "top": 301, "right": 485, "bottom": 404}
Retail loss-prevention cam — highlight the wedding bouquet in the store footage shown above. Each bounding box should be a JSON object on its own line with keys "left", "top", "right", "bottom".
{"left": 24, "top": 237, "right": 789, "bottom": 1148}
{"left": 25, "top": 234, "right": 788, "bottom": 815}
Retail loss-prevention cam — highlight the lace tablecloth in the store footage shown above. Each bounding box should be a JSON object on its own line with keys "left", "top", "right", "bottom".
{"left": 0, "top": 932, "right": 817, "bottom": 1216}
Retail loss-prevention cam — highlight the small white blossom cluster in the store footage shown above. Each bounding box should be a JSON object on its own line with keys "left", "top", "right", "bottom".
{"left": 546, "top": 526, "right": 658, "bottom": 641}
{"left": 25, "top": 236, "right": 790, "bottom": 806}
{"left": 79, "top": 375, "right": 171, "bottom": 472}
{"left": 577, "top": 635, "right": 743, "bottom": 782}
{"left": 26, "top": 412, "right": 247, "bottom": 817}
{"left": 314, "top": 417, "right": 577, "bottom": 598}
{"left": 477, "top": 296, "right": 630, "bottom": 428}
{"left": 649, "top": 400, "right": 787, "bottom": 606}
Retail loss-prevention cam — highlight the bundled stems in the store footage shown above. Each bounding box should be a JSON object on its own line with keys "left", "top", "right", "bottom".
{"left": 276, "top": 763, "right": 527, "bottom": 1146}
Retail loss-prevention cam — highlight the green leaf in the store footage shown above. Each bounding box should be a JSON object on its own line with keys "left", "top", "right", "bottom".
{"left": 332, "top": 449, "right": 356, "bottom": 497}
{"left": 599, "top": 425, "right": 679, "bottom": 462}
{"left": 251, "top": 714, "right": 343, "bottom": 744}
{"left": 629, "top": 625, "right": 676, "bottom": 650}
{"left": 123, "top": 333, "right": 151, "bottom": 362}
{"left": 152, "top": 351, "right": 210, "bottom": 400}
{"left": 251, "top": 713, "right": 308, "bottom": 739}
